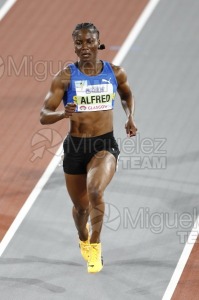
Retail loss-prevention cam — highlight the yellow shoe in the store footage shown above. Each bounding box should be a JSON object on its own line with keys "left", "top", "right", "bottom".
{"left": 87, "top": 243, "right": 103, "bottom": 273}
{"left": 79, "top": 224, "right": 90, "bottom": 261}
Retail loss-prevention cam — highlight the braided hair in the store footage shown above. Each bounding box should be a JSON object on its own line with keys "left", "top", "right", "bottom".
{"left": 72, "top": 23, "right": 105, "bottom": 50}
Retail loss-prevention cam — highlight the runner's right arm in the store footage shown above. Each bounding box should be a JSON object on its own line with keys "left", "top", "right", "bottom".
{"left": 40, "top": 69, "right": 76, "bottom": 124}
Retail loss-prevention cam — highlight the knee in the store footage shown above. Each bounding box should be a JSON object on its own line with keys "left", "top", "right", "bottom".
{"left": 87, "top": 185, "right": 104, "bottom": 204}
{"left": 73, "top": 206, "right": 89, "bottom": 216}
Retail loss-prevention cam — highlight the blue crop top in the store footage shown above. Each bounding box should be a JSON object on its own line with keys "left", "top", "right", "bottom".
{"left": 63, "top": 61, "right": 118, "bottom": 112}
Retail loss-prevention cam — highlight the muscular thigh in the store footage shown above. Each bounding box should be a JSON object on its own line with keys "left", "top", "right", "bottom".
{"left": 86, "top": 150, "right": 117, "bottom": 191}
{"left": 64, "top": 174, "right": 89, "bottom": 209}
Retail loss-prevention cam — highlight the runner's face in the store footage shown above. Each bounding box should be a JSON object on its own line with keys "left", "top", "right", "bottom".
{"left": 73, "top": 29, "right": 100, "bottom": 61}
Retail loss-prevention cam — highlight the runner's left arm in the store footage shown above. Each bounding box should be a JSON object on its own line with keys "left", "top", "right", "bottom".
{"left": 113, "top": 65, "right": 137, "bottom": 136}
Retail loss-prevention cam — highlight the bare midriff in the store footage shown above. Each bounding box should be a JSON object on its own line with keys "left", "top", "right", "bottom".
{"left": 69, "top": 109, "right": 113, "bottom": 137}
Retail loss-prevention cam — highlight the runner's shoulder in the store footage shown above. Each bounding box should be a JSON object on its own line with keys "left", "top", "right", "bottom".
{"left": 109, "top": 63, "right": 127, "bottom": 83}
{"left": 53, "top": 66, "right": 71, "bottom": 90}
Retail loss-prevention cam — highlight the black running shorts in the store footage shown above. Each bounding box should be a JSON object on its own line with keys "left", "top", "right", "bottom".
{"left": 63, "top": 131, "right": 120, "bottom": 174}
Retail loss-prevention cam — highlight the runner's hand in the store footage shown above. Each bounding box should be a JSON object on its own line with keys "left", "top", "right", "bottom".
{"left": 64, "top": 103, "right": 77, "bottom": 117}
{"left": 125, "top": 117, "right": 137, "bottom": 137}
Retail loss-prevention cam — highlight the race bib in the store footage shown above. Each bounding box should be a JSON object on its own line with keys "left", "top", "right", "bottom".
{"left": 73, "top": 81, "right": 116, "bottom": 112}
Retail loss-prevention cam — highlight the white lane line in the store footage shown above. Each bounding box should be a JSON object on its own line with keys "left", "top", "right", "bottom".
{"left": 0, "top": 0, "right": 161, "bottom": 256}
{"left": 162, "top": 217, "right": 199, "bottom": 300}
{"left": 113, "top": 0, "right": 161, "bottom": 65}
{"left": 0, "top": 0, "right": 18, "bottom": 21}
{"left": 0, "top": 151, "right": 62, "bottom": 256}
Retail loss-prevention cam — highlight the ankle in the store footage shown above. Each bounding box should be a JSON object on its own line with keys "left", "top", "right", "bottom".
{"left": 79, "top": 224, "right": 90, "bottom": 241}
{"left": 90, "top": 238, "right": 100, "bottom": 244}
{"left": 79, "top": 231, "right": 89, "bottom": 242}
